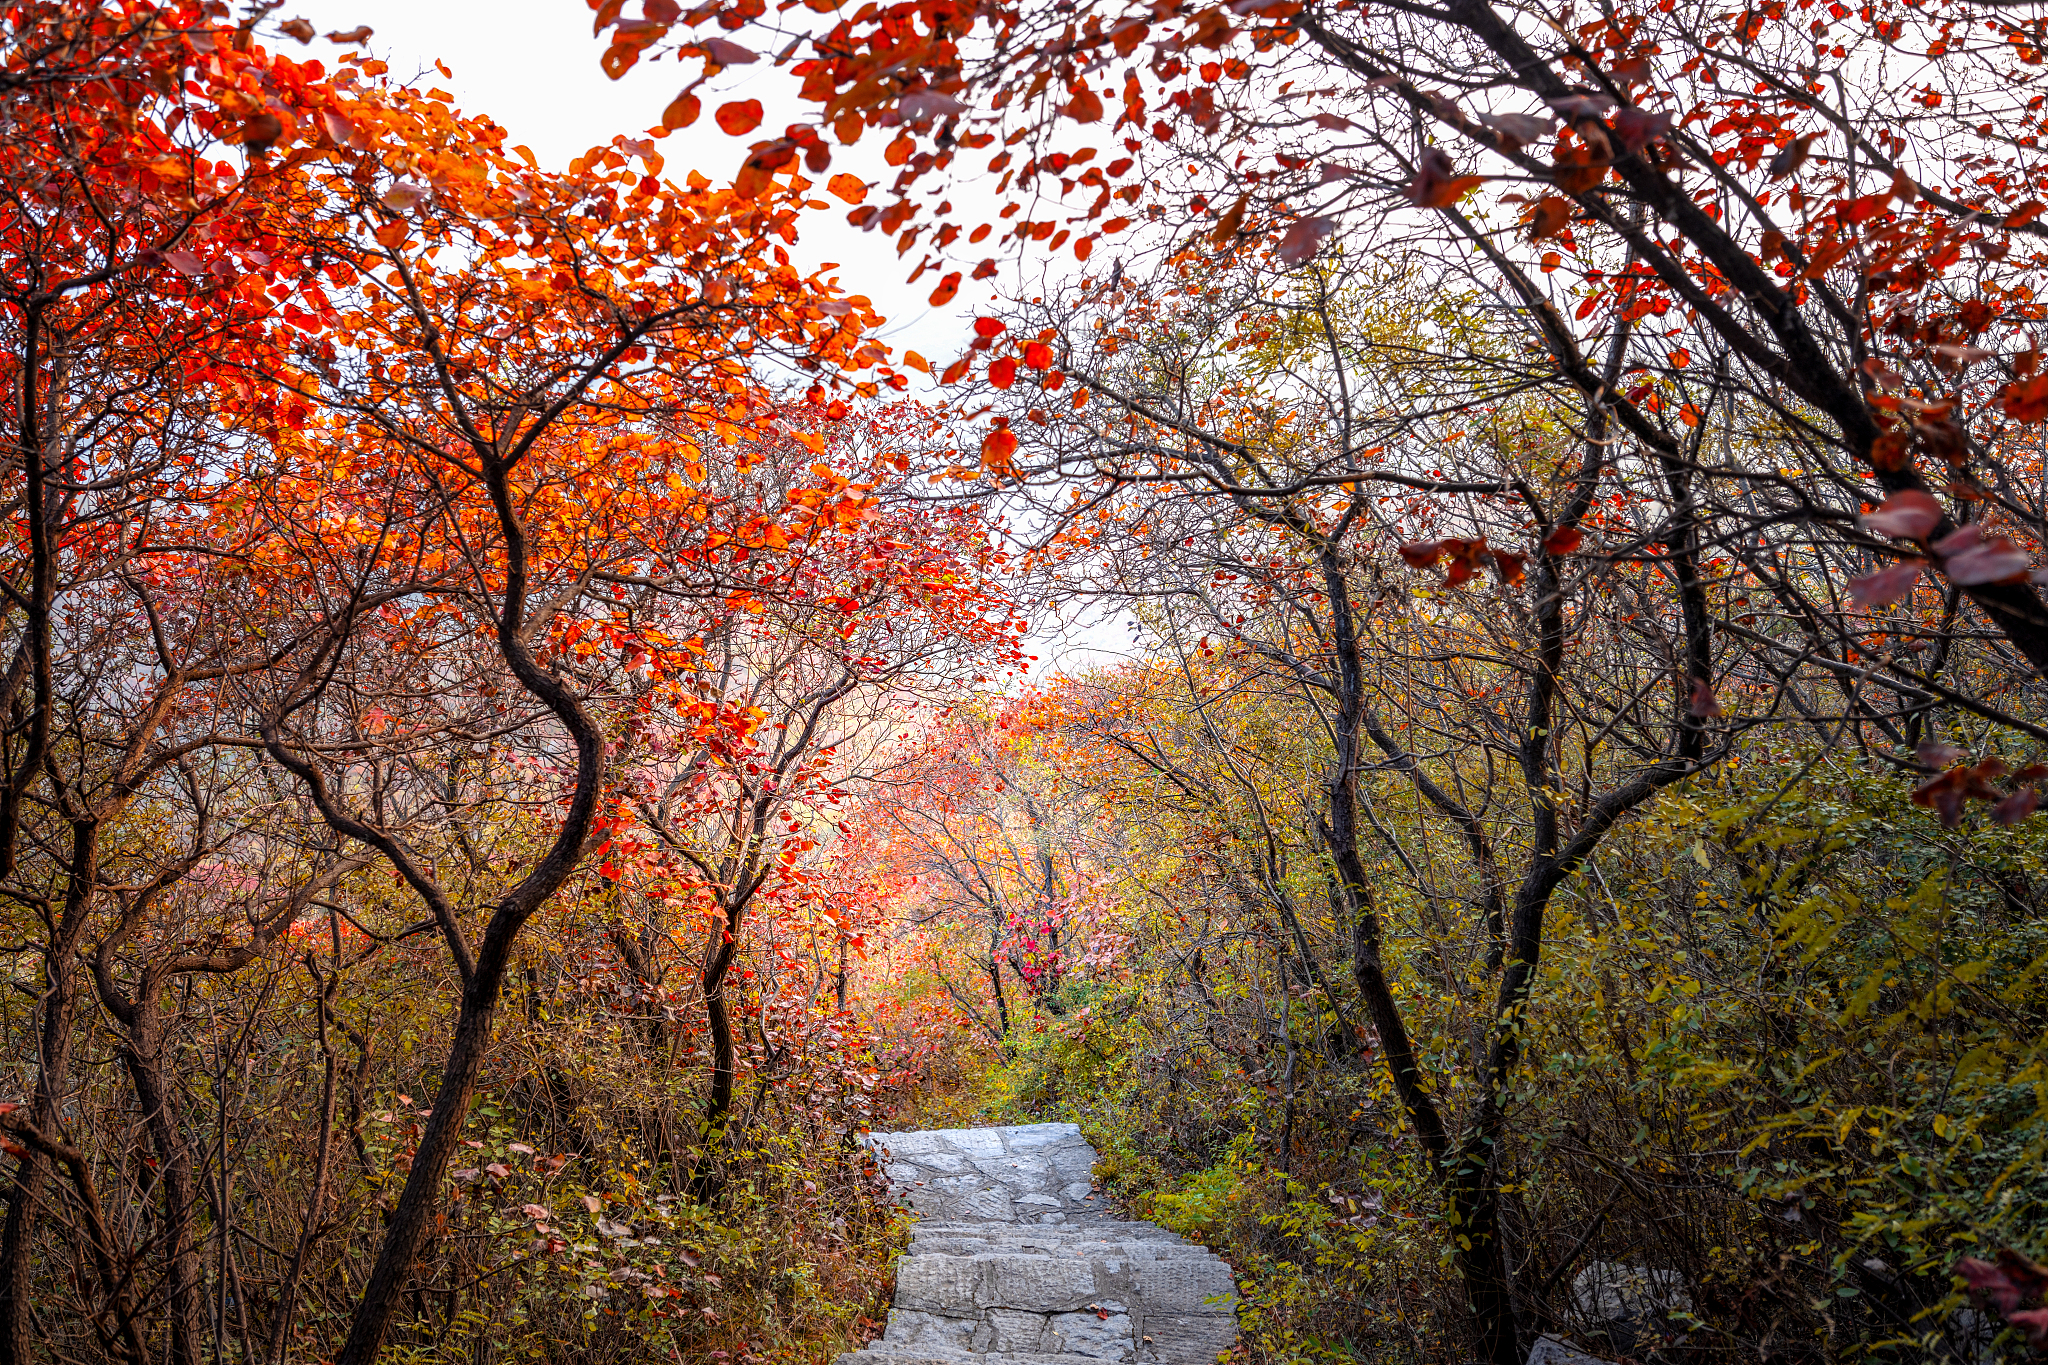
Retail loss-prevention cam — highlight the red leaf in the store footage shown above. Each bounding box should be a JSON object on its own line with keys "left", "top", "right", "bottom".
{"left": 1542, "top": 525, "right": 1583, "bottom": 555}
{"left": 1275, "top": 216, "right": 1337, "bottom": 265}
{"left": 1479, "top": 111, "right": 1555, "bottom": 148}
{"left": 1769, "top": 132, "right": 1819, "bottom": 178}
{"left": 1936, "top": 526, "right": 2032, "bottom": 584}
{"left": 1993, "top": 787, "right": 2039, "bottom": 826}
{"left": 1022, "top": 341, "right": 1054, "bottom": 369}
{"left": 2002, "top": 374, "right": 2048, "bottom": 423}
{"left": 1440, "top": 537, "right": 1487, "bottom": 585}
{"left": 1403, "top": 148, "right": 1484, "bottom": 208}
{"left": 701, "top": 37, "right": 757, "bottom": 66}
{"left": 2009, "top": 1308, "right": 2048, "bottom": 1351}
{"left": 929, "top": 272, "right": 962, "bottom": 306}
{"left": 1068, "top": 86, "right": 1105, "bottom": 123}
{"left": 900, "top": 91, "right": 967, "bottom": 121}
{"left": 1858, "top": 490, "right": 1942, "bottom": 540}
{"left": 1846, "top": 561, "right": 1923, "bottom": 607}
{"left": 1526, "top": 196, "right": 1572, "bottom": 242}
{"left": 1688, "top": 678, "right": 1723, "bottom": 718}
{"left": 973, "top": 317, "right": 1006, "bottom": 338}
{"left": 981, "top": 428, "right": 1018, "bottom": 467}
{"left": 1397, "top": 540, "right": 1442, "bottom": 569}
{"left": 662, "top": 91, "right": 701, "bottom": 130}
{"left": 715, "top": 100, "right": 764, "bottom": 135}
{"left": 1610, "top": 106, "right": 1672, "bottom": 155}
{"left": 988, "top": 357, "right": 1017, "bottom": 389}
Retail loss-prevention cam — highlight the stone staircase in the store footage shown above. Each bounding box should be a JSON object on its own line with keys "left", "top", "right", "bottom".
{"left": 835, "top": 1123, "right": 1238, "bottom": 1365}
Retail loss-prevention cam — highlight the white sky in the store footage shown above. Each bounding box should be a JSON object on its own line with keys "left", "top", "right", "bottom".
{"left": 288, "top": 0, "right": 996, "bottom": 361}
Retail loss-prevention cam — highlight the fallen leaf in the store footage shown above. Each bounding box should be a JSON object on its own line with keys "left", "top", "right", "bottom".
{"left": 1210, "top": 193, "right": 1248, "bottom": 247}
{"left": 2001, "top": 374, "right": 2048, "bottom": 423}
{"left": 1993, "top": 787, "right": 2039, "bottom": 825}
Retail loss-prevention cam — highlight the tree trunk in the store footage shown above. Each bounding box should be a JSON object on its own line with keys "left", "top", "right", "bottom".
{"left": 0, "top": 821, "right": 98, "bottom": 1365}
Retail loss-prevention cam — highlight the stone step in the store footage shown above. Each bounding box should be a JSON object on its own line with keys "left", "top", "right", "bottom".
{"left": 836, "top": 1125, "right": 1237, "bottom": 1365}
{"left": 909, "top": 1220, "right": 1192, "bottom": 1243}
{"left": 838, "top": 1352, "right": 1141, "bottom": 1365}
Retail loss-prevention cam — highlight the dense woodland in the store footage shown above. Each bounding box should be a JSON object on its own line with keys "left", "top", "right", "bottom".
{"left": 4, "top": 1, "right": 2048, "bottom": 1363}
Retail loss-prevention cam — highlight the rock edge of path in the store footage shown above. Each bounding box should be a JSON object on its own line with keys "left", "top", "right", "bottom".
{"left": 833, "top": 1123, "right": 1238, "bottom": 1365}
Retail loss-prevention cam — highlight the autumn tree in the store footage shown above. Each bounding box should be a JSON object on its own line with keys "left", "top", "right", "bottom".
{"left": 0, "top": 8, "right": 366, "bottom": 1357}
{"left": 863, "top": 697, "right": 1099, "bottom": 1041}
{"left": 592, "top": 0, "right": 2048, "bottom": 731}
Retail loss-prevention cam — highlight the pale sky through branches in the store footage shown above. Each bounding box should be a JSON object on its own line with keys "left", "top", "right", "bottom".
{"left": 290, "top": 0, "right": 996, "bottom": 360}
{"left": 288, "top": 0, "right": 1131, "bottom": 682}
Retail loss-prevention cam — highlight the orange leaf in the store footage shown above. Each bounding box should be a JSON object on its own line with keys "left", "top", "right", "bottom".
{"left": 827, "top": 173, "right": 867, "bottom": 204}
{"left": 715, "top": 100, "right": 764, "bottom": 135}
{"left": 1068, "top": 85, "right": 1105, "bottom": 123}
{"left": 1210, "top": 193, "right": 1248, "bottom": 247}
{"left": 929, "top": 271, "right": 962, "bottom": 306}
{"left": 1526, "top": 195, "right": 1571, "bottom": 242}
{"left": 1022, "top": 341, "right": 1054, "bottom": 369}
{"left": 981, "top": 427, "right": 1019, "bottom": 466}
{"left": 1404, "top": 149, "right": 1482, "bottom": 208}
{"left": 989, "top": 357, "right": 1018, "bottom": 389}
{"left": 662, "top": 92, "right": 701, "bottom": 130}
{"left": 2003, "top": 374, "right": 2048, "bottom": 423}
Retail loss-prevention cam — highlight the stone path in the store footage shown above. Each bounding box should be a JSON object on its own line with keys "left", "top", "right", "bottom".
{"left": 835, "top": 1123, "right": 1238, "bottom": 1365}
